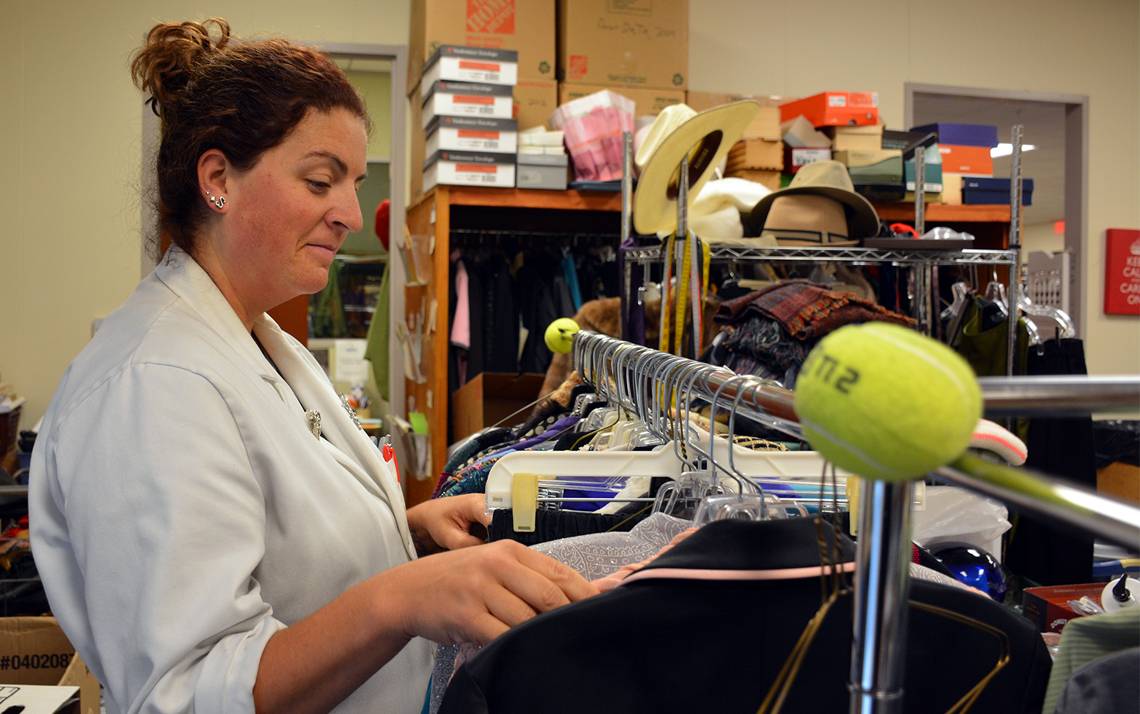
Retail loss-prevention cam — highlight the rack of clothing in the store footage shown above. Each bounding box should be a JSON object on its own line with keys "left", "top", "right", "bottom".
{"left": 433, "top": 326, "right": 1140, "bottom": 711}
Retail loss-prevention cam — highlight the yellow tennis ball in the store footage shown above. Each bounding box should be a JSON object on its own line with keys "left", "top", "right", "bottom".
{"left": 793, "top": 322, "right": 981, "bottom": 481}
{"left": 544, "top": 318, "right": 580, "bottom": 354}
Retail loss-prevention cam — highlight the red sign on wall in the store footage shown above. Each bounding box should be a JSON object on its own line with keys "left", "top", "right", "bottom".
{"left": 1105, "top": 228, "right": 1140, "bottom": 316}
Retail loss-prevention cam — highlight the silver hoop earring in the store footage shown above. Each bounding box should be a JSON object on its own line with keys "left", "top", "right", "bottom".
{"left": 206, "top": 193, "right": 226, "bottom": 210}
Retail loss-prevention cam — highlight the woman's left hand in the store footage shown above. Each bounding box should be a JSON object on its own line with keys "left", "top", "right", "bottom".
{"left": 406, "top": 494, "right": 492, "bottom": 554}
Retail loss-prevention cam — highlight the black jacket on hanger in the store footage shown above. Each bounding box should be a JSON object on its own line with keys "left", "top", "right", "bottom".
{"left": 440, "top": 519, "right": 1050, "bottom": 714}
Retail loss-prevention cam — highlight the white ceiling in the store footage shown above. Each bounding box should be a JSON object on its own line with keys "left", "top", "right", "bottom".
{"left": 913, "top": 93, "right": 1066, "bottom": 226}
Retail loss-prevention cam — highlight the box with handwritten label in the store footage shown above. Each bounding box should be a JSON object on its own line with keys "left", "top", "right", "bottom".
{"left": 558, "top": 0, "right": 688, "bottom": 89}
{"left": 0, "top": 617, "right": 100, "bottom": 714}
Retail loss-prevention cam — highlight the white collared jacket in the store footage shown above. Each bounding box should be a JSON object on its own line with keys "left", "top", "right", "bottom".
{"left": 30, "top": 247, "right": 433, "bottom": 713}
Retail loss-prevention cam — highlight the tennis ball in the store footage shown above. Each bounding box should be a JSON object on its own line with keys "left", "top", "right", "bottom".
{"left": 544, "top": 318, "right": 580, "bottom": 354}
{"left": 793, "top": 322, "right": 981, "bottom": 481}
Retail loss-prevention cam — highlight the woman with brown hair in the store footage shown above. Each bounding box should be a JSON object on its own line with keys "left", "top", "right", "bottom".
{"left": 29, "top": 19, "right": 594, "bottom": 714}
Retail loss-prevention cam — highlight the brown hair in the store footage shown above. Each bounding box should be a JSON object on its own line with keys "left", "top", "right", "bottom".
{"left": 131, "top": 18, "right": 369, "bottom": 255}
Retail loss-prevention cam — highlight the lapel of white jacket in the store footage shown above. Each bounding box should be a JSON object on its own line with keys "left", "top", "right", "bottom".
{"left": 154, "top": 246, "right": 417, "bottom": 560}
{"left": 252, "top": 316, "right": 417, "bottom": 560}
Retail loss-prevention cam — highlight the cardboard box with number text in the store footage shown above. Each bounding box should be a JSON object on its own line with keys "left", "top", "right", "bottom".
{"left": 0, "top": 617, "right": 100, "bottom": 714}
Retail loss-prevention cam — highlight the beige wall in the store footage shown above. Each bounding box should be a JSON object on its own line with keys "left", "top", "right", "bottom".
{"left": 1023, "top": 222, "right": 1065, "bottom": 256}
{"left": 690, "top": 0, "right": 1140, "bottom": 376}
{"left": 346, "top": 69, "right": 394, "bottom": 159}
{"left": 3, "top": 0, "right": 1138, "bottom": 426}
{"left": 1, "top": 1, "right": 410, "bottom": 425}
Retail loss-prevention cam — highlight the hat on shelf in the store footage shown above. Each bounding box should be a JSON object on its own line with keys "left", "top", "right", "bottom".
{"left": 634, "top": 100, "right": 760, "bottom": 236}
{"left": 744, "top": 160, "right": 880, "bottom": 246}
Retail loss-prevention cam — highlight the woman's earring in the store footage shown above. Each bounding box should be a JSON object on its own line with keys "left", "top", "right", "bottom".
{"left": 206, "top": 193, "right": 226, "bottom": 210}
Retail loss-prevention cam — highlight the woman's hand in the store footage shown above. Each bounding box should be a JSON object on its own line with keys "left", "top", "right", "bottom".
{"left": 405, "top": 494, "right": 491, "bottom": 554}
{"left": 378, "top": 539, "right": 599, "bottom": 645}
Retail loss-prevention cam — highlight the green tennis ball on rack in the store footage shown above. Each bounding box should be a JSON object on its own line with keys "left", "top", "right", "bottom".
{"left": 793, "top": 322, "right": 982, "bottom": 482}
{"left": 544, "top": 318, "right": 581, "bottom": 354}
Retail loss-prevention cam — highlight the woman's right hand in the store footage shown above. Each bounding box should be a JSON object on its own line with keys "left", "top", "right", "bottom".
{"left": 378, "top": 540, "right": 598, "bottom": 646}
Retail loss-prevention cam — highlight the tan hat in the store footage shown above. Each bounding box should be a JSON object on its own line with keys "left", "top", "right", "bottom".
{"left": 760, "top": 194, "right": 854, "bottom": 246}
{"left": 634, "top": 100, "right": 760, "bottom": 236}
{"left": 745, "top": 160, "right": 879, "bottom": 242}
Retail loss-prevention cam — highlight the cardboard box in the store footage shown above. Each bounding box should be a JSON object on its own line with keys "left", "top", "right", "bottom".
{"left": 426, "top": 116, "right": 518, "bottom": 155}
{"left": 1098, "top": 461, "right": 1140, "bottom": 505}
{"left": 420, "top": 45, "right": 519, "bottom": 94}
{"left": 784, "top": 147, "right": 831, "bottom": 173}
{"left": 687, "top": 92, "right": 781, "bottom": 141}
{"left": 424, "top": 150, "right": 516, "bottom": 190}
{"left": 833, "top": 148, "right": 901, "bottom": 169}
{"left": 558, "top": 82, "right": 684, "bottom": 119}
{"left": 941, "top": 173, "right": 964, "bottom": 205}
{"left": 514, "top": 79, "right": 558, "bottom": 129}
{"left": 422, "top": 81, "right": 515, "bottom": 127}
{"left": 961, "top": 177, "right": 1034, "bottom": 205}
{"left": 723, "top": 168, "right": 781, "bottom": 191}
{"left": 825, "top": 124, "right": 884, "bottom": 152}
{"left": 779, "top": 92, "right": 879, "bottom": 128}
{"left": 450, "top": 373, "right": 546, "bottom": 440}
{"left": 408, "top": 0, "right": 556, "bottom": 88}
{"left": 558, "top": 0, "right": 688, "bottom": 89}
{"left": 516, "top": 153, "right": 569, "bottom": 189}
{"left": 725, "top": 139, "right": 783, "bottom": 171}
{"left": 1023, "top": 583, "right": 1108, "bottom": 633}
{"left": 912, "top": 122, "right": 998, "bottom": 148}
{"left": 0, "top": 617, "right": 100, "bottom": 714}
{"left": 939, "top": 144, "right": 994, "bottom": 176}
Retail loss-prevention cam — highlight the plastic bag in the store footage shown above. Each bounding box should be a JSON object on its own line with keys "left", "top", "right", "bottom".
{"left": 912, "top": 486, "right": 1011, "bottom": 557}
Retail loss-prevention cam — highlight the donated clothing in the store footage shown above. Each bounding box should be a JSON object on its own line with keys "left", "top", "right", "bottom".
{"left": 30, "top": 246, "right": 433, "bottom": 714}
{"left": 440, "top": 518, "right": 1050, "bottom": 713}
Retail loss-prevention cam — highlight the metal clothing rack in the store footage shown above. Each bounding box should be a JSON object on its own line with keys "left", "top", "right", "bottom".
{"left": 610, "top": 121, "right": 1133, "bottom": 713}
{"left": 565, "top": 328, "right": 1140, "bottom": 713}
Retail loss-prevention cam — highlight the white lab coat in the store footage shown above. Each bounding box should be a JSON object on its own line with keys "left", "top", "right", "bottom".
{"left": 29, "top": 247, "right": 433, "bottom": 714}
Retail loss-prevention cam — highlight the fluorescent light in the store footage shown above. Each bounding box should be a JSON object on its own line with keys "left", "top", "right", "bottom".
{"left": 990, "top": 143, "right": 1036, "bottom": 158}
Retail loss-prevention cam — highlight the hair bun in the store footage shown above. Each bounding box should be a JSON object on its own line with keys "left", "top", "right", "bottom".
{"left": 131, "top": 18, "right": 231, "bottom": 116}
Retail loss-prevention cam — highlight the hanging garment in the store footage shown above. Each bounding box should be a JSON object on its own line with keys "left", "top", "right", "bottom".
{"left": 1043, "top": 608, "right": 1140, "bottom": 713}
{"left": 516, "top": 260, "right": 560, "bottom": 374}
{"left": 1005, "top": 338, "right": 1096, "bottom": 585}
{"left": 439, "top": 518, "right": 1050, "bottom": 714}
{"left": 1053, "top": 647, "right": 1140, "bottom": 714}
{"left": 715, "top": 280, "right": 915, "bottom": 341}
{"left": 30, "top": 246, "right": 432, "bottom": 714}
{"left": 363, "top": 263, "right": 391, "bottom": 402}
{"left": 482, "top": 257, "right": 519, "bottom": 374}
{"left": 948, "top": 296, "right": 1030, "bottom": 377}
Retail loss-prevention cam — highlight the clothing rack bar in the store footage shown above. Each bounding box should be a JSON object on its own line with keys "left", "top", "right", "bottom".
{"left": 936, "top": 454, "right": 1140, "bottom": 549}
{"left": 977, "top": 375, "right": 1140, "bottom": 415}
{"left": 568, "top": 328, "right": 1139, "bottom": 713}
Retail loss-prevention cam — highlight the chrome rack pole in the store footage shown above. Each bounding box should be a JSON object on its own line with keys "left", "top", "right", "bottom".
{"left": 1006, "top": 125, "right": 1025, "bottom": 377}
{"left": 620, "top": 130, "right": 633, "bottom": 340}
{"left": 913, "top": 145, "right": 926, "bottom": 237}
{"left": 979, "top": 375, "right": 1140, "bottom": 415}
{"left": 850, "top": 480, "right": 914, "bottom": 714}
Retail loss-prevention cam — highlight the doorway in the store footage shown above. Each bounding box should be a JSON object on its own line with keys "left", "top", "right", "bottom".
{"left": 905, "top": 84, "right": 1088, "bottom": 335}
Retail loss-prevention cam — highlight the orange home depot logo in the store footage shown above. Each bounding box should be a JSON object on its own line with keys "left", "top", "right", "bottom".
{"left": 467, "top": 0, "right": 516, "bottom": 34}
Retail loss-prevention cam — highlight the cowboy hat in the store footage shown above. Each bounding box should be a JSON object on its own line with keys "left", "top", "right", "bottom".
{"left": 634, "top": 100, "right": 760, "bottom": 236}
{"left": 744, "top": 160, "right": 880, "bottom": 242}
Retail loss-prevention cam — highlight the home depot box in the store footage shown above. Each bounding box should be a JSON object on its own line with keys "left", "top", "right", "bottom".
{"left": 558, "top": 0, "right": 688, "bottom": 89}
{"left": 422, "top": 81, "right": 515, "bottom": 127}
{"left": 725, "top": 139, "right": 783, "bottom": 171}
{"left": 559, "top": 82, "right": 684, "bottom": 119}
{"left": 408, "top": 0, "right": 555, "bottom": 88}
{"left": 779, "top": 92, "right": 879, "bottom": 128}
{"left": 514, "top": 79, "right": 558, "bottom": 129}
{"left": 939, "top": 144, "right": 994, "bottom": 176}
{"left": 426, "top": 116, "right": 519, "bottom": 155}
{"left": 420, "top": 45, "right": 519, "bottom": 93}
{"left": 424, "top": 150, "right": 516, "bottom": 190}
{"left": 686, "top": 91, "right": 780, "bottom": 141}
{"left": 1023, "top": 583, "right": 1107, "bottom": 633}
{"left": 0, "top": 617, "right": 100, "bottom": 714}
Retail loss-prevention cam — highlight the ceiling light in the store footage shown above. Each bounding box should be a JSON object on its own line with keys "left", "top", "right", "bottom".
{"left": 990, "top": 143, "right": 1036, "bottom": 158}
